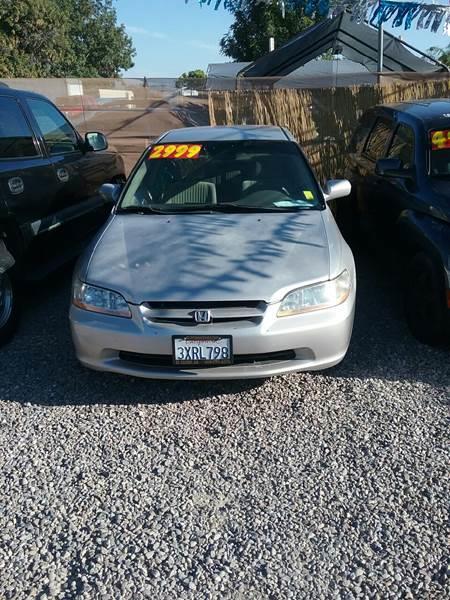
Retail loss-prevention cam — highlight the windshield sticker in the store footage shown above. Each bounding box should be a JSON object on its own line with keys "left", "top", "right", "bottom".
{"left": 149, "top": 144, "right": 203, "bottom": 160}
{"left": 303, "top": 190, "right": 314, "bottom": 200}
{"left": 431, "top": 130, "right": 450, "bottom": 151}
{"left": 274, "top": 199, "right": 311, "bottom": 208}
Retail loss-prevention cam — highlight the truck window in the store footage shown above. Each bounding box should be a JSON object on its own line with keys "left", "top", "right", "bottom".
{"left": 348, "top": 112, "right": 374, "bottom": 154}
{"left": 364, "top": 118, "right": 394, "bottom": 161}
{"left": 387, "top": 124, "right": 415, "bottom": 169}
{"left": 0, "top": 96, "right": 38, "bottom": 159}
{"left": 27, "top": 98, "right": 79, "bottom": 155}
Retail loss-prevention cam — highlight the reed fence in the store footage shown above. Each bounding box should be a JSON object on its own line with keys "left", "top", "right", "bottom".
{"left": 208, "top": 77, "right": 450, "bottom": 182}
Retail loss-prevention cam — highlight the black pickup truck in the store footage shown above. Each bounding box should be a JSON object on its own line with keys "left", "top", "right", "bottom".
{"left": 0, "top": 87, "right": 125, "bottom": 345}
{"left": 345, "top": 99, "right": 450, "bottom": 345}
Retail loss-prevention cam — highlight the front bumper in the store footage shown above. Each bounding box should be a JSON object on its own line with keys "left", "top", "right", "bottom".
{"left": 69, "top": 290, "right": 356, "bottom": 380}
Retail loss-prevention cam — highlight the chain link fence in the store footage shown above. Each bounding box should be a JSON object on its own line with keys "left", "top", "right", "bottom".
{"left": 2, "top": 72, "right": 449, "bottom": 179}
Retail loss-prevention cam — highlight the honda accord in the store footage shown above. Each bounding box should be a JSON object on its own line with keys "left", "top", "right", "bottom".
{"left": 70, "top": 126, "right": 356, "bottom": 379}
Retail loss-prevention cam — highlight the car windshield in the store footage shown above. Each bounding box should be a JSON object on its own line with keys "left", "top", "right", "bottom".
{"left": 430, "top": 127, "right": 450, "bottom": 178}
{"left": 118, "top": 140, "right": 323, "bottom": 213}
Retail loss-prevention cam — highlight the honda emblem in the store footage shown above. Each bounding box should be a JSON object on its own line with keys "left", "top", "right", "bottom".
{"left": 193, "top": 310, "right": 212, "bottom": 324}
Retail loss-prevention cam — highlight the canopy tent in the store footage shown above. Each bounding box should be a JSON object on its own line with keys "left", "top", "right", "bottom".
{"left": 207, "top": 58, "right": 379, "bottom": 89}
{"left": 238, "top": 11, "right": 448, "bottom": 79}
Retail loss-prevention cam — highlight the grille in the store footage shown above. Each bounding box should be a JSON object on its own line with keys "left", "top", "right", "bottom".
{"left": 140, "top": 300, "right": 266, "bottom": 325}
{"left": 119, "top": 349, "right": 296, "bottom": 368}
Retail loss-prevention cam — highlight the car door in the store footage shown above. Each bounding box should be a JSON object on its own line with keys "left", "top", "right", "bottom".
{"left": 357, "top": 116, "right": 395, "bottom": 237}
{"left": 0, "top": 95, "right": 58, "bottom": 257}
{"left": 25, "top": 96, "right": 88, "bottom": 215}
{"left": 24, "top": 97, "right": 112, "bottom": 246}
{"left": 379, "top": 122, "right": 416, "bottom": 233}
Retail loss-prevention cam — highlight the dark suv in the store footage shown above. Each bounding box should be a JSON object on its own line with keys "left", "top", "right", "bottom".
{"left": 0, "top": 87, "right": 125, "bottom": 344}
{"left": 346, "top": 99, "right": 450, "bottom": 345}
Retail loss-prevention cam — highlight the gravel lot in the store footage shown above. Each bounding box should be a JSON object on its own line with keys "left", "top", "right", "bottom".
{"left": 0, "top": 249, "right": 448, "bottom": 599}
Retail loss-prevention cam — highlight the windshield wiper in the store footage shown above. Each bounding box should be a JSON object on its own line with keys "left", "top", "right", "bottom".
{"left": 117, "top": 205, "right": 167, "bottom": 215}
{"left": 159, "top": 203, "right": 305, "bottom": 214}
{"left": 214, "top": 203, "right": 308, "bottom": 213}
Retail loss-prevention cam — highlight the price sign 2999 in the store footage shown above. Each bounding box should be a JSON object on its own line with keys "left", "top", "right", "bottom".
{"left": 148, "top": 144, "right": 203, "bottom": 160}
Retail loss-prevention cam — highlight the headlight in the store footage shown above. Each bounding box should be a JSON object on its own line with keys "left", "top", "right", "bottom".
{"left": 277, "top": 270, "right": 351, "bottom": 317}
{"left": 72, "top": 281, "right": 131, "bottom": 318}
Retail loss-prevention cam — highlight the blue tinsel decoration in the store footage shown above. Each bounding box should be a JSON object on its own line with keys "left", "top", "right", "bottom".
{"left": 184, "top": 0, "right": 331, "bottom": 13}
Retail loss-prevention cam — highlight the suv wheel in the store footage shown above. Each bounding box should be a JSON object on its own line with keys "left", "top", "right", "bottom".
{"left": 0, "top": 271, "right": 18, "bottom": 346}
{"left": 405, "top": 252, "right": 448, "bottom": 346}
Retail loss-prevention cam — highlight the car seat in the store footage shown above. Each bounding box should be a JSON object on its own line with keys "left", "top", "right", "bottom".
{"left": 241, "top": 161, "right": 263, "bottom": 192}
{"left": 165, "top": 181, "right": 217, "bottom": 205}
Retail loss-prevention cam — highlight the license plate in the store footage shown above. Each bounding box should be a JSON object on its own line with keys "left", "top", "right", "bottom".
{"left": 173, "top": 336, "right": 233, "bottom": 366}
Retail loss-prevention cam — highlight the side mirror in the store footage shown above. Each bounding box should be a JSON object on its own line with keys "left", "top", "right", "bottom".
{"left": 323, "top": 179, "right": 352, "bottom": 203}
{"left": 375, "top": 157, "right": 416, "bottom": 182}
{"left": 85, "top": 132, "right": 108, "bottom": 152}
{"left": 99, "top": 183, "right": 122, "bottom": 204}
{"left": 375, "top": 157, "right": 403, "bottom": 176}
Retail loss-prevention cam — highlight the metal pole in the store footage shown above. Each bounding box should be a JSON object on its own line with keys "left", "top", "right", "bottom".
{"left": 378, "top": 22, "right": 384, "bottom": 73}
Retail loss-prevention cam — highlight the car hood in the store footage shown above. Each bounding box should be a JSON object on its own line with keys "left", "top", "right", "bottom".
{"left": 85, "top": 212, "right": 330, "bottom": 304}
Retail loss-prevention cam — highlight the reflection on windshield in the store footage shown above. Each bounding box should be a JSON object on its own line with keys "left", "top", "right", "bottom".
{"left": 118, "top": 140, "right": 323, "bottom": 213}
{"left": 431, "top": 148, "right": 450, "bottom": 178}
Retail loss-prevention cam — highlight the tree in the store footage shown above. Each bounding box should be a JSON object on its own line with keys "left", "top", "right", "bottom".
{"left": 176, "top": 69, "right": 207, "bottom": 90}
{"left": 0, "top": 0, "right": 135, "bottom": 78}
{"left": 0, "top": 0, "right": 68, "bottom": 77}
{"left": 220, "top": 0, "right": 320, "bottom": 62}
{"left": 428, "top": 44, "right": 450, "bottom": 67}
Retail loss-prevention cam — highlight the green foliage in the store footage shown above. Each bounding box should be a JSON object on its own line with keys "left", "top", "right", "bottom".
{"left": 0, "top": 0, "right": 135, "bottom": 78}
{"left": 428, "top": 44, "right": 450, "bottom": 67}
{"left": 220, "top": 0, "right": 319, "bottom": 62}
{"left": 176, "top": 69, "right": 207, "bottom": 89}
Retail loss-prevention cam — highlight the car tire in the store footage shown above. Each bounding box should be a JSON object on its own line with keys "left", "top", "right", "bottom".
{"left": 0, "top": 271, "right": 19, "bottom": 346}
{"left": 404, "top": 252, "right": 448, "bottom": 346}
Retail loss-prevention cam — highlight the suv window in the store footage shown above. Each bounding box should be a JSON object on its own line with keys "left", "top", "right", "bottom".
{"left": 349, "top": 112, "right": 374, "bottom": 154}
{"left": 388, "top": 124, "right": 415, "bottom": 168}
{"left": 0, "top": 96, "right": 38, "bottom": 159}
{"left": 27, "top": 98, "right": 79, "bottom": 155}
{"left": 364, "top": 118, "right": 394, "bottom": 161}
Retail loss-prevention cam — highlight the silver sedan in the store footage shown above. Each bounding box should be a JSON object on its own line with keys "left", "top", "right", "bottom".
{"left": 70, "top": 126, "right": 356, "bottom": 379}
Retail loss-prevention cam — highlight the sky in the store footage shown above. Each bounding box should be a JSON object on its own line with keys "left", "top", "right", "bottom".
{"left": 116, "top": 0, "right": 234, "bottom": 77}
{"left": 115, "top": 0, "right": 450, "bottom": 78}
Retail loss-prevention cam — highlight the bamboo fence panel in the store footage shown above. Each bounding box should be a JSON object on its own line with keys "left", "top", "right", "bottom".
{"left": 208, "top": 78, "right": 450, "bottom": 182}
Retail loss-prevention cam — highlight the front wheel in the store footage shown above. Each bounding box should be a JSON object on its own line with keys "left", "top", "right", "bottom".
{"left": 404, "top": 252, "right": 448, "bottom": 346}
{"left": 0, "top": 271, "right": 18, "bottom": 346}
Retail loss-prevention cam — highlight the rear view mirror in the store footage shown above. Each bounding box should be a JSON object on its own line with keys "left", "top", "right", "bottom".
{"left": 85, "top": 132, "right": 108, "bottom": 152}
{"left": 323, "top": 179, "right": 351, "bottom": 202}
{"left": 99, "top": 183, "right": 122, "bottom": 204}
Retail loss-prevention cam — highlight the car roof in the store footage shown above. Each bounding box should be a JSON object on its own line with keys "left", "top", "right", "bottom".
{"left": 160, "top": 125, "right": 291, "bottom": 143}
{"left": 0, "top": 85, "right": 51, "bottom": 102}
{"left": 374, "top": 98, "right": 450, "bottom": 129}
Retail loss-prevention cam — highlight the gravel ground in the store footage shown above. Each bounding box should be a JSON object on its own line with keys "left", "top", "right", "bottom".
{"left": 0, "top": 250, "right": 448, "bottom": 600}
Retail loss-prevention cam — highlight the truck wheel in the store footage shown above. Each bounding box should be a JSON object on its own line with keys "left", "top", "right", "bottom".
{"left": 405, "top": 252, "right": 448, "bottom": 346}
{"left": 0, "top": 271, "right": 18, "bottom": 346}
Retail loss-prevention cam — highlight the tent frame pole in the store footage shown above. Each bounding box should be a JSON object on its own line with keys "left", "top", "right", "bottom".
{"left": 378, "top": 22, "right": 384, "bottom": 74}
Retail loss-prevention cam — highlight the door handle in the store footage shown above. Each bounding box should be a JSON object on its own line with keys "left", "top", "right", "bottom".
{"left": 57, "top": 167, "right": 69, "bottom": 183}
